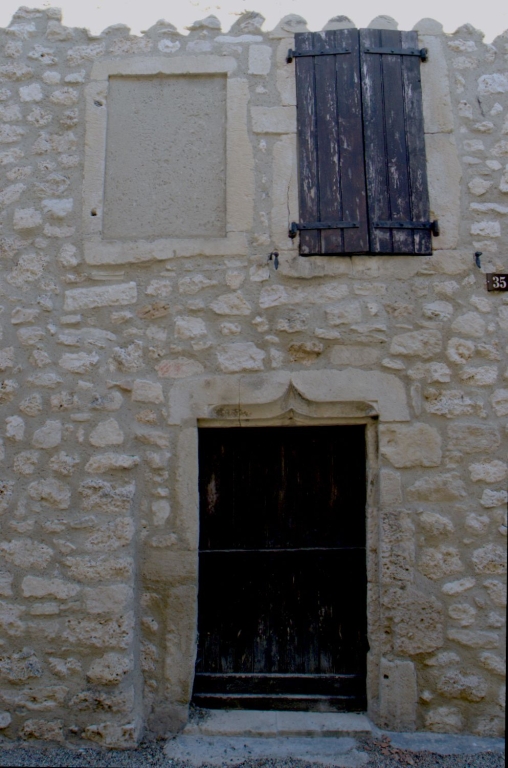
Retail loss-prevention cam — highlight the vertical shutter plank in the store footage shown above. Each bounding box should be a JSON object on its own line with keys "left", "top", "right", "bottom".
{"left": 295, "top": 33, "right": 321, "bottom": 255}
{"left": 315, "top": 31, "right": 343, "bottom": 254}
{"left": 401, "top": 31, "right": 432, "bottom": 254}
{"left": 335, "top": 29, "right": 369, "bottom": 253}
{"left": 379, "top": 29, "right": 414, "bottom": 253}
{"left": 360, "top": 28, "right": 392, "bottom": 253}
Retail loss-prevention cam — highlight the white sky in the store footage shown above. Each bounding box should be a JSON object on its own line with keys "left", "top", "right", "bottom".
{"left": 1, "top": 0, "right": 507, "bottom": 43}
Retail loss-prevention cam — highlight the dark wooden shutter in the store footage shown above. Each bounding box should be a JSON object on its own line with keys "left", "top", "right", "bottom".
{"left": 360, "top": 29, "right": 432, "bottom": 255}
{"left": 294, "top": 29, "right": 369, "bottom": 256}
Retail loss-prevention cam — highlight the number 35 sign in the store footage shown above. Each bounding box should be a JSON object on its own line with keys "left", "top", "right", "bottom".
{"left": 486, "top": 274, "right": 508, "bottom": 291}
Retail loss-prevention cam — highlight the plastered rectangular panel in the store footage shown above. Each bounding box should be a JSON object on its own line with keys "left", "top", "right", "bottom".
{"left": 103, "top": 74, "right": 226, "bottom": 239}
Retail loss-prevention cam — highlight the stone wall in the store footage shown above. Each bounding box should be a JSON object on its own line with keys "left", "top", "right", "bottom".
{"left": 0, "top": 6, "right": 506, "bottom": 747}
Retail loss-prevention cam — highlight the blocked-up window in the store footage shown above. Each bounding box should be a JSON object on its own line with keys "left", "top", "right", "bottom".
{"left": 290, "top": 28, "right": 439, "bottom": 256}
{"left": 103, "top": 74, "right": 227, "bottom": 241}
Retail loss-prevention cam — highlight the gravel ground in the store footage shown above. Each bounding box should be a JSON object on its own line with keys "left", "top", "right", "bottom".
{"left": 0, "top": 735, "right": 505, "bottom": 768}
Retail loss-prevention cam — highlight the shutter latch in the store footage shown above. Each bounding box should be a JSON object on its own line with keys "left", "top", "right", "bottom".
{"left": 373, "top": 220, "right": 440, "bottom": 236}
{"left": 286, "top": 48, "right": 351, "bottom": 63}
{"left": 363, "top": 46, "right": 428, "bottom": 61}
{"left": 289, "top": 221, "right": 359, "bottom": 238}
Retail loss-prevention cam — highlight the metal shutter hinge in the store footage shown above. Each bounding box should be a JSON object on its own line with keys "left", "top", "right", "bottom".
{"left": 373, "top": 220, "right": 439, "bottom": 235}
{"left": 363, "top": 46, "right": 428, "bottom": 61}
{"left": 286, "top": 48, "right": 351, "bottom": 63}
{"left": 289, "top": 221, "right": 359, "bottom": 238}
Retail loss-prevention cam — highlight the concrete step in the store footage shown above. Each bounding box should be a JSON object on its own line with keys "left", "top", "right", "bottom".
{"left": 183, "top": 709, "right": 374, "bottom": 738}
{"left": 165, "top": 736, "right": 369, "bottom": 767}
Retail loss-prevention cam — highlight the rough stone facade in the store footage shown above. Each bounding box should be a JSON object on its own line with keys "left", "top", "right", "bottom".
{"left": 0, "top": 5, "right": 506, "bottom": 747}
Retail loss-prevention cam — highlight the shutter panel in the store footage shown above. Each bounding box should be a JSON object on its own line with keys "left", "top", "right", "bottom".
{"left": 294, "top": 30, "right": 369, "bottom": 255}
{"left": 360, "top": 29, "right": 433, "bottom": 255}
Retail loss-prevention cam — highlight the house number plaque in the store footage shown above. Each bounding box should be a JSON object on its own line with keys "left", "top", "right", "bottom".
{"left": 486, "top": 274, "right": 508, "bottom": 291}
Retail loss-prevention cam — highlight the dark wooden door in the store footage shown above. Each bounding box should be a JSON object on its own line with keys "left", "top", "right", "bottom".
{"left": 193, "top": 425, "right": 367, "bottom": 711}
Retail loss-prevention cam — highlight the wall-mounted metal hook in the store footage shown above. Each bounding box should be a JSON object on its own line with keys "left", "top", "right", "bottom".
{"left": 268, "top": 251, "right": 279, "bottom": 270}
{"left": 474, "top": 251, "right": 482, "bottom": 269}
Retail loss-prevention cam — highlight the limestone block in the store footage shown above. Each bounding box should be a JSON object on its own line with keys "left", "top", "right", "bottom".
{"left": 448, "top": 603, "right": 476, "bottom": 626}
{"left": 20, "top": 719, "right": 64, "bottom": 743}
{"left": 210, "top": 292, "right": 251, "bottom": 315}
{"left": 21, "top": 575, "right": 79, "bottom": 600}
{"left": 259, "top": 283, "right": 349, "bottom": 308}
{"left": 426, "top": 133, "right": 461, "bottom": 249}
{"left": 64, "top": 555, "right": 133, "bottom": 583}
{"left": 447, "top": 423, "right": 500, "bottom": 453}
{"left": 59, "top": 352, "right": 99, "bottom": 373}
{"left": 5, "top": 415, "right": 24, "bottom": 441}
{"left": 63, "top": 613, "right": 134, "bottom": 649}
{"left": 447, "top": 629, "right": 499, "bottom": 649}
{"left": 481, "top": 489, "right": 508, "bottom": 508}
{"left": 491, "top": 389, "right": 508, "bottom": 416}
{"left": 419, "top": 546, "right": 464, "bottom": 580}
{"left": 420, "top": 34, "right": 454, "bottom": 133}
{"left": 89, "top": 418, "right": 124, "bottom": 447}
{"left": 248, "top": 45, "right": 271, "bottom": 75}
{"left": 390, "top": 330, "right": 442, "bottom": 359}
{"left": 425, "top": 707, "right": 463, "bottom": 733}
{"left": 63, "top": 282, "right": 137, "bottom": 311}
{"left": 27, "top": 478, "right": 70, "bottom": 509}
{"left": 288, "top": 341, "right": 323, "bottom": 364}
{"left": 379, "top": 659, "right": 416, "bottom": 731}
{"left": 13, "top": 207, "right": 42, "bottom": 230}
{"left": 442, "top": 578, "right": 476, "bottom": 595}
{"left": 472, "top": 544, "right": 507, "bottom": 574}
{"left": 326, "top": 300, "right": 362, "bottom": 326}
{"left": 82, "top": 721, "right": 140, "bottom": 748}
{"left": 178, "top": 274, "right": 217, "bottom": 294}
{"left": 174, "top": 316, "right": 207, "bottom": 340}
{"left": 85, "top": 517, "right": 134, "bottom": 552}
{"left": 419, "top": 512, "right": 454, "bottom": 536}
{"left": 424, "top": 388, "right": 485, "bottom": 418}
{"left": 131, "top": 380, "right": 163, "bottom": 404}
{"left": 407, "top": 473, "right": 466, "bottom": 501}
{"left": 156, "top": 358, "right": 204, "bottom": 378}
{"left": 469, "top": 460, "right": 507, "bottom": 483}
{"left": 217, "top": 343, "right": 265, "bottom": 373}
{"left": 330, "top": 346, "right": 380, "bottom": 366}
{"left": 388, "top": 588, "right": 444, "bottom": 655}
{"left": 459, "top": 365, "right": 498, "bottom": 386}
{"left": 0, "top": 539, "right": 53, "bottom": 569}
{"left": 380, "top": 423, "right": 442, "bottom": 468}
{"left": 484, "top": 580, "right": 507, "bottom": 607}
{"left": 379, "top": 469, "right": 403, "bottom": 506}
{"left": 85, "top": 453, "right": 140, "bottom": 473}
{"left": 479, "top": 653, "right": 506, "bottom": 676}
{"left": 87, "top": 652, "right": 132, "bottom": 685}
{"left": 251, "top": 106, "right": 296, "bottom": 134}
{"left": 84, "top": 585, "right": 133, "bottom": 616}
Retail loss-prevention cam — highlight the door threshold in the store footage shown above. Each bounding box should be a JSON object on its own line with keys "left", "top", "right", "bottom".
{"left": 184, "top": 709, "right": 373, "bottom": 738}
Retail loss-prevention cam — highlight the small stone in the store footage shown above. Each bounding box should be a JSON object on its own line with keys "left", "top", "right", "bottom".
{"left": 174, "top": 316, "right": 207, "bottom": 339}
{"left": 419, "top": 512, "right": 454, "bottom": 536}
{"left": 19, "top": 83, "right": 43, "bottom": 102}
{"left": 442, "top": 578, "right": 476, "bottom": 595}
{"left": 447, "top": 423, "right": 500, "bottom": 453}
{"left": 437, "top": 670, "right": 487, "bottom": 701}
{"left": 448, "top": 603, "right": 477, "bottom": 627}
{"left": 0, "top": 539, "right": 53, "bottom": 569}
{"left": 420, "top": 546, "right": 464, "bottom": 580}
{"left": 64, "top": 283, "right": 137, "bottom": 311}
{"left": 84, "top": 584, "right": 132, "bottom": 616}
{"left": 28, "top": 478, "right": 70, "bottom": 509}
{"left": 20, "top": 719, "right": 64, "bottom": 743}
{"left": 451, "top": 312, "right": 486, "bottom": 338}
{"left": 21, "top": 575, "right": 79, "bottom": 599}
{"left": 479, "top": 652, "right": 505, "bottom": 676}
{"left": 447, "top": 629, "right": 499, "bottom": 648}
{"left": 85, "top": 453, "right": 140, "bottom": 473}
{"left": 211, "top": 292, "right": 252, "bottom": 316}
{"left": 156, "top": 358, "right": 204, "bottom": 378}
{"left": 5, "top": 415, "right": 24, "bottom": 441}
{"left": 87, "top": 652, "right": 132, "bottom": 685}
{"left": 469, "top": 460, "right": 507, "bottom": 483}
{"left": 407, "top": 473, "right": 466, "bottom": 501}
{"left": 13, "top": 207, "right": 42, "bottom": 230}
{"left": 472, "top": 544, "right": 506, "bottom": 574}
{"left": 152, "top": 500, "right": 170, "bottom": 527}
{"left": 0, "top": 711, "right": 12, "bottom": 729}
{"left": 491, "top": 389, "right": 508, "bottom": 416}
{"left": 459, "top": 365, "right": 498, "bottom": 386}
{"left": 59, "top": 352, "right": 99, "bottom": 374}
{"left": 32, "top": 420, "right": 62, "bottom": 449}
{"left": 480, "top": 489, "right": 508, "bottom": 508}
{"left": 425, "top": 706, "right": 463, "bottom": 733}
{"left": 217, "top": 343, "right": 265, "bottom": 373}
{"left": 389, "top": 330, "right": 442, "bottom": 359}
{"left": 288, "top": 341, "right": 323, "bottom": 364}
{"left": 89, "top": 418, "right": 124, "bottom": 447}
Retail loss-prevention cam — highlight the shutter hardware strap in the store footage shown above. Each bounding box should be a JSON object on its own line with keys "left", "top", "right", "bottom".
{"left": 286, "top": 48, "right": 351, "bottom": 63}
{"left": 363, "top": 46, "right": 428, "bottom": 61}
{"left": 289, "top": 221, "right": 359, "bottom": 238}
{"left": 374, "top": 220, "right": 439, "bottom": 235}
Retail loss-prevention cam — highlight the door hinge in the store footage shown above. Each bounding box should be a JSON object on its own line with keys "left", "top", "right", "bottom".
{"left": 289, "top": 221, "right": 359, "bottom": 238}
